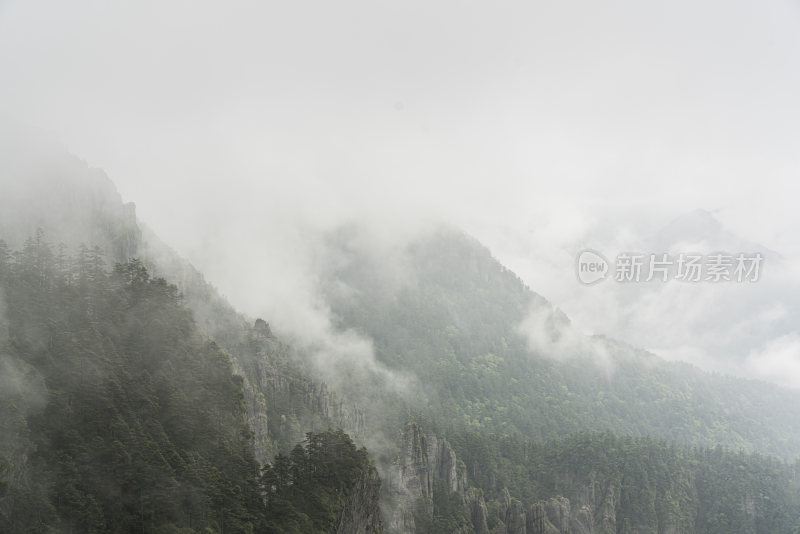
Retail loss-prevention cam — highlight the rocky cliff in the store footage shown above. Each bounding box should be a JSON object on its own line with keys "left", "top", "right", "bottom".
{"left": 138, "top": 213, "right": 369, "bottom": 465}
{"left": 384, "top": 423, "right": 478, "bottom": 533}
{"left": 383, "top": 424, "right": 703, "bottom": 534}
{"left": 230, "top": 325, "right": 368, "bottom": 463}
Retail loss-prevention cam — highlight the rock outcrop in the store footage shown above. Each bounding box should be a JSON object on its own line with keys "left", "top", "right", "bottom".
{"left": 227, "top": 328, "right": 368, "bottom": 464}
{"left": 380, "top": 424, "right": 675, "bottom": 534}
{"left": 384, "top": 423, "right": 476, "bottom": 533}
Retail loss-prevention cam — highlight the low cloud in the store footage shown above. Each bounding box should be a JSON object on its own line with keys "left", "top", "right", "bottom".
{"left": 3, "top": 0, "right": 800, "bottom": 392}
{"left": 183, "top": 214, "right": 424, "bottom": 401}
{"left": 516, "top": 300, "right": 613, "bottom": 372}
{"left": 745, "top": 333, "right": 800, "bottom": 389}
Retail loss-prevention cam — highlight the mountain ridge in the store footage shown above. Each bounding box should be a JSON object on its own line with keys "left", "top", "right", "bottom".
{"left": 3, "top": 147, "right": 800, "bottom": 532}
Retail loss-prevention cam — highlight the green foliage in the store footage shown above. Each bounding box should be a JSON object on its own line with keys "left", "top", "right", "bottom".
{"left": 324, "top": 227, "right": 800, "bottom": 460}
{"left": 261, "top": 429, "right": 378, "bottom": 533}
{"left": 0, "top": 236, "right": 264, "bottom": 533}
{"left": 437, "top": 426, "right": 800, "bottom": 533}
{"left": 6, "top": 221, "right": 800, "bottom": 533}
{"left": 429, "top": 479, "right": 472, "bottom": 533}
{"left": 319, "top": 227, "right": 800, "bottom": 531}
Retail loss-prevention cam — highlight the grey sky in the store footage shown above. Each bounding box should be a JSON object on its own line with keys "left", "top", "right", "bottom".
{"left": 2, "top": 0, "right": 800, "bottom": 382}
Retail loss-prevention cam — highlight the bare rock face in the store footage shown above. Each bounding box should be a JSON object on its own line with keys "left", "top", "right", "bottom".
{"left": 229, "top": 330, "right": 367, "bottom": 464}
{"left": 463, "top": 488, "right": 490, "bottom": 534}
{"left": 380, "top": 424, "right": 640, "bottom": 534}
{"left": 504, "top": 497, "right": 528, "bottom": 534}
{"left": 528, "top": 496, "right": 571, "bottom": 534}
{"left": 384, "top": 423, "right": 471, "bottom": 533}
{"left": 521, "top": 476, "right": 620, "bottom": 534}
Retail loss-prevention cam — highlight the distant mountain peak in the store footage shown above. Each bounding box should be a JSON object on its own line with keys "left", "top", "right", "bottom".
{"left": 650, "top": 208, "right": 780, "bottom": 259}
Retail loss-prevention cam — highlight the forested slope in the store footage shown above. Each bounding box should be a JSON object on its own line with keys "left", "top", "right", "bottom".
{"left": 444, "top": 427, "right": 800, "bottom": 533}
{"left": 0, "top": 235, "right": 381, "bottom": 533}
{"left": 0, "top": 235, "right": 263, "bottom": 531}
{"left": 322, "top": 226, "right": 800, "bottom": 460}
{"left": 4, "top": 152, "right": 800, "bottom": 533}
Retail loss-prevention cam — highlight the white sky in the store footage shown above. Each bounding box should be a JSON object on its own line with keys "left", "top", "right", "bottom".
{"left": 2, "top": 0, "right": 800, "bottom": 380}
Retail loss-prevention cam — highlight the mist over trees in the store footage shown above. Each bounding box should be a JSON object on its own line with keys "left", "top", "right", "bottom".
{"left": 1, "top": 161, "right": 800, "bottom": 531}
{"left": 0, "top": 235, "right": 381, "bottom": 533}
{"left": 2, "top": 1, "right": 800, "bottom": 526}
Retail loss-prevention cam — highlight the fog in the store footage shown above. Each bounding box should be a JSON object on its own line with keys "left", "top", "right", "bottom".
{"left": 2, "top": 1, "right": 800, "bottom": 385}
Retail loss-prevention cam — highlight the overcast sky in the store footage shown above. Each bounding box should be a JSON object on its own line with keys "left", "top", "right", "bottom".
{"left": 2, "top": 0, "right": 800, "bottom": 381}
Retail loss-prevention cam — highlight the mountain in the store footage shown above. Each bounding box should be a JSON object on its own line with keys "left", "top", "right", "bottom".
{"left": 0, "top": 232, "right": 384, "bottom": 533}
{"left": 318, "top": 224, "right": 800, "bottom": 532}
{"left": 385, "top": 423, "right": 800, "bottom": 534}
{"left": 320, "top": 224, "right": 800, "bottom": 459}
{"left": 0, "top": 144, "right": 383, "bottom": 533}
{"left": 650, "top": 209, "right": 780, "bottom": 260}
{"left": 2, "top": 141, "right": 800, "bottom": 533}
{"left": 0, "top": 246, "right": 265, "bottom": 531}
{"left": 0, "top": 130, "right": 140, "bottom": 261}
